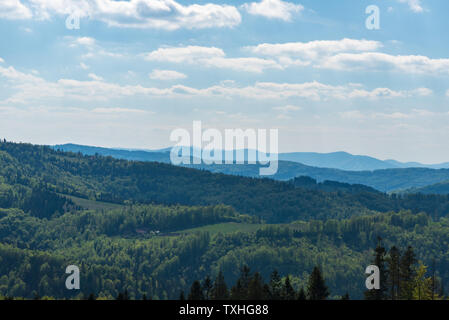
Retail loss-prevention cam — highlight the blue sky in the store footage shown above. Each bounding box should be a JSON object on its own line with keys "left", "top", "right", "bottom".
{"left": 1, "top": 0, "right": 449, "bottom": 163}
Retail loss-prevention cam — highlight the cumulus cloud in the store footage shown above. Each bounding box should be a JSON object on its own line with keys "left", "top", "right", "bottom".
{"left": 145, "top": 46, "right": 281, "bottom": 73}
{"left": 72, "top": 37, "right": 96, "bottom": 47}
{"left": 398, "top": 0, "right": 425, "bottom": 13}
{"left": 149, "top": 69, "right": 187, "bottom": 80}
{"left": 0, "top": 0, "right": 32, "bottom": 19}
{"left": 246, "top": 38, "right": 449, "bottom": 75}
{"left": 145, "top": 46, "right": 225, "bottom": 64}
{"left": 0, "top": 57, "right": 4, "bottom": 63}
{"left": 14, "top": 0, "right": 241, "bottom": 30}
{"left": 247, "top": 39, "right": 382, "bottom": 58}
{"left": 0, "top": 61, "right": 434, "bottom": 105}
{"left": 242, "top": 0, "right": 303, "bottom": 21}
{"left": 87, "top": 73, "right": 103, "bottom": 81}
{"left": 320, "top": 52, "right": 449, "bottom": 74}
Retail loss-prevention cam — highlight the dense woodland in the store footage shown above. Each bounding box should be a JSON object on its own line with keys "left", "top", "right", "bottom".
{"left": 0, "top": 140, "right": 448, "bottom": 300}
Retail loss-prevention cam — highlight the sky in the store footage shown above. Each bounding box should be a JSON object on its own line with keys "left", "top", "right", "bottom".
{"left": 1, "top": 0, "right": 449, "bottom": 163}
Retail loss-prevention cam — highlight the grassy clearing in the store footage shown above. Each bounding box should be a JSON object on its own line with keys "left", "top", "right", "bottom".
{"left": 179, "top": 222, "right": 265, "bottom": 235}
{"left": 62, "top": 194, "right": 124, "bottom": 211}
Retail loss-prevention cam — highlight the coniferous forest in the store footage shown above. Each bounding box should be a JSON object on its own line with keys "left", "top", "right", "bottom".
{"left": 0, "top": 140, "right": 449, "bottom": 300}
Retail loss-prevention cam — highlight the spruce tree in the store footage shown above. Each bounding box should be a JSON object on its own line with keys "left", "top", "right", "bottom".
{"left": 247, "top": 272, "right": 265, "bottom": 300}
{"left": 269, "top": 270, "right": 282, "bottom": 300}
{"left": 365, "top": 238, "right": 388, "bottom": 300}
{"left": 202, "top": 276, "right": 213, "bottom": 300}
{"left": 399, "top": 246, "right": 417, "bottom": 300}
{"left": 188, "top": 280, "right": 204, "bottom": 300}
{"left": 307, "top": 266, "right": 329, "bottom": 300}
{"left": 211, "top": 271, "right": 229, "bottom": 300}
{"left": 282, "top": 276, "right": 296, "bottom": 300}
{"left": 388, "top": 246, "right": 401, "bottom": 300}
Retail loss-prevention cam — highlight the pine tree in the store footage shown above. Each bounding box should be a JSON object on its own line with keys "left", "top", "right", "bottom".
{"left": 188, "top": 280, "right": 204, "bottom": 300}
{"left": 211, "top": 271, "right": 229, "bottom": 300}
{"left": 269, "top": 270, "right": 282, "bottom": 300}
{"left": 231, "top": 266, "right": 251, "bottom": 300}
{"left": 282, "top": 276, "right": 296, "bottom": 300}
{"left": 399, "top": 246, "right": 417, "bottom": 300}
{"left": 247, "top": 272, "right": 265, "bottom": 300}
{"left": 365, "top": 238, "right": 388, "bottom": 300}
{"left": 202, "top": 276, "right": 213, "bottom": 300}
{"left": 388, "top": 246, "right": 401, "bottom": 300}
{"left": 307, "top": 266, "right": 329, "bottom": 300}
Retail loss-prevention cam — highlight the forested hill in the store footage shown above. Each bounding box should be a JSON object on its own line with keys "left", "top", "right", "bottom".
{"left": 2, "top": 141, "right": 449, "bottom": 223}
{"left": 54, "top": 143, "right": 449, "bottom": 192}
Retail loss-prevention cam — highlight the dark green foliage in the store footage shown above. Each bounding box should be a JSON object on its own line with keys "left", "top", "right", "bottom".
{"left": 211, "top": 271, "right": 229, "bottom": 300}
{"left": 1, "top": 141, "right": 449, "bottom": 300}
{"left": 188, "top": 281, "right": 204, "bottom": 300}
{"left": 307, "top": 267, "right": 329, "bottom": 300}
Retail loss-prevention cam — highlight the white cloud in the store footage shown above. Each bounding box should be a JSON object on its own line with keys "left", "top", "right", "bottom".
{"left": 247, "top": 39, "right": 449, "bottom": 75}
{"left": 145, "top": 46, "right": 281, "bottom": 73}
{"left": 18, "top": 0, "right": 241, "bottom": 30}
{"left": 201, "top": 57, "right": 282, "bottom": 73}
{"left": 80, "top": 62, "right": 89, "bottom": 70}
{"left": 145, "top": 46, "right": 225, "bottom": 63}
{"left": 320, "top": 52, "right": 449, "bottom": 74}
{"left": 0, "top": 57, "right": 4, "bottom": 63}
{"left": 340, "top": 108, "right": 441, "bottom": 121}
{"left": 66, "top": 37, "right": 123, "bottom": 59}
{"left": 87, "top": 73, "right": 104, "bottom": 81}
{"left": 149, "top": 69, "right": 187, "bottom": 80}
{"left": 398, "top": 0, "right": 425, "bottom": 13}
{"left": 242, "top": 0, "right": 303, "bottom": 21}
{"left": 273, "top": 105, "right": 301, "bottom": 112}
{"left": 0, "top": 61, "right": 434, "bottom": 105}
{"left": 91, "top": 107, "right": 149, "bottom": 114}
{"left": 0, "top": 0, "right": 32, "bottom": 19}
{"left": 73, "top": 37, "right": 96, "bottom": 47}
{"left": 247, "top": 38, "right": 382, "bottom": 58}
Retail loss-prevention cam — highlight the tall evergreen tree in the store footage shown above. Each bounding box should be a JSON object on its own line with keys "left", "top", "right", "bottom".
{"left": 247, "top": 272, "right": 266, "bottom": 300}
{"left": 399, "top": 246, "right": 417, "bottom": 300}
{"left": 269, "top": 270, "right": 282, "bottom": 300}
{"left": 188, "top": 280, "right": 204, "bottom": 300}
{"left": 365, "top": 238, "right": 389, "bottom": 300}
{"left": 202, "top": 276, "right": 213, "bottom": 300}
{"left": 388, "top": 246, "right": 401, "bottom": 300}
{"left": 307, "top": 266, "right": 329, "bottom": 300}
{"left": 211, "top": 271, "right": 229, "bottom": 300}
{"left": 231, "top": 266, "right": 251, "bottom": 300}
{"left": 282, "top": 276, "right": 296, "bottom": 300}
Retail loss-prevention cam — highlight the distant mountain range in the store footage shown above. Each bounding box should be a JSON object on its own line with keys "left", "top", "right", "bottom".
{"left": 54, "top": 144, "right": 449, "bottom": 171}
{"left": 52, "top": 144, "right": 449, "bottom": 193}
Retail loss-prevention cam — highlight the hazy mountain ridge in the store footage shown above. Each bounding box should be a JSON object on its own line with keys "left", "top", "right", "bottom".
{"left": 53, "top": 144, "right": 449, "bottom": 192}
{"left": 54, "top": 144, "right": 449, "bottom": 171}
